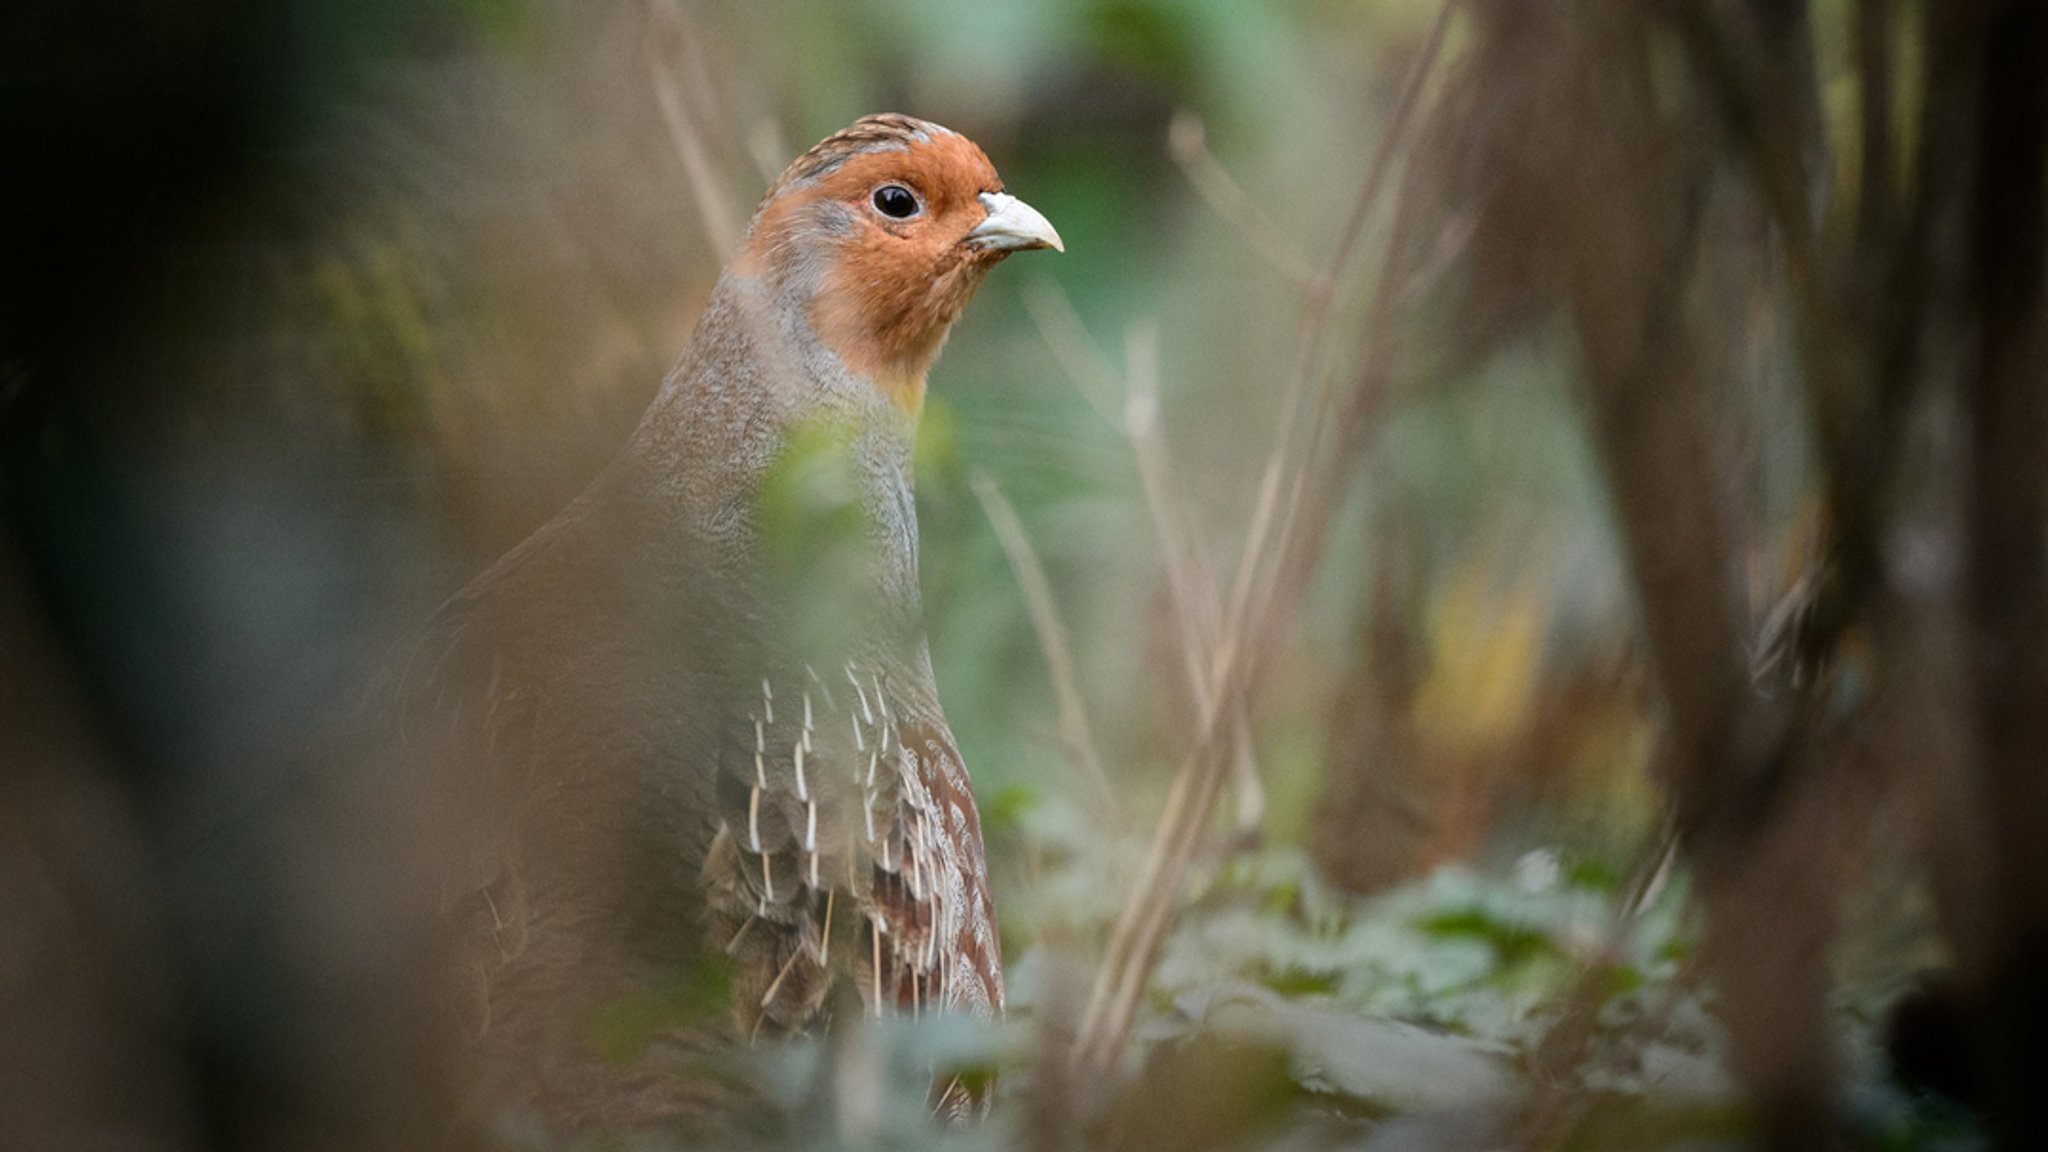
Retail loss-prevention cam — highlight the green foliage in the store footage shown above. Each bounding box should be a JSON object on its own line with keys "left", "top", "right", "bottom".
{"left": 1085, "top": 1, "right": 1202, "bottom": 89}
{"left": 754, "top": 416, "right": 881, "bottom": 657}
{"left": 1142, "top": 855, "right": 1691, "bottom": 1053}
{"left": 585, "top": 956, "right": 733, "bottom": 1066}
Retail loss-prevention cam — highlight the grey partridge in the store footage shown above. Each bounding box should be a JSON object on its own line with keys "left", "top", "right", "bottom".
{"left": 396, "top": 113, "right": 1061, "bottom": 1130}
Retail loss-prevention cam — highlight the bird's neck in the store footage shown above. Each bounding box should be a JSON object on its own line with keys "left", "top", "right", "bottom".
{"left": 623, "top": 271, "right": 929, "bottom": 648}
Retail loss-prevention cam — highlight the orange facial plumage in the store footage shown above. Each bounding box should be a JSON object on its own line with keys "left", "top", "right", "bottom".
{"left": 735, "top": 115, "right": 1062, "bottom": 411}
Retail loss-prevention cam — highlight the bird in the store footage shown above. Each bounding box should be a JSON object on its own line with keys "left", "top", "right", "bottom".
{"left": 392, "top": 113, "right": 1062, "bottom": 1132}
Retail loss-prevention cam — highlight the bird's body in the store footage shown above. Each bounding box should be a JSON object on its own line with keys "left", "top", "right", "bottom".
{"left": 394, "top": 115, "right": 1059, "bottom": 1130}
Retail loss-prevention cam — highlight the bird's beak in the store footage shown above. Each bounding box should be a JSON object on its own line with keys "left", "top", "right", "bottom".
{"left": 968, "top": 191, "right": 1064, "bottom": 253}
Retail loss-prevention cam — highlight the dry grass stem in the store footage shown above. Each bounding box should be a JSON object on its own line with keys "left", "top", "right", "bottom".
{"left": 1515, "top": 814, "right": 1683, "bottom": 1145}
{"left": 969, "top": 470, "right": 1123, "bottom": 826}
{"left": 1219, "top": 0, "right": 1457, "bottom": 664}
{"left": 646, "top": 1, "right": 744, "bottom": 253}
{"left": 1020, "top": 290, "right": 1259, "bottom": 1062}
{"left": 1122, "top": 324, "right": 1267, "bottom": 841}
{"left": 1021, "top": 279, "right": 1124, "bottom": 426}
{"left": 1167, "top": 111, "right": 1319, "bottom": 286}
{"left": 1066, "top": 2, "right": 1457, "bottom": 1078}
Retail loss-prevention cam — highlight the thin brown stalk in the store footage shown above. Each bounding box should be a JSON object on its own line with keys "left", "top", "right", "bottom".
{"left": 1167, "top": 111, "right": 1319, "bottom": 286}
{"left": 1068, "top": 2, "right": 1457, "bottom": 1077}
{"left": 1516, "top": 813, "right": 1683, "bottom": 1146}
{"left": 1076, "top": 619, "right": 1272, "bottom": 1075}
{"left": 1073, "top": 710, "right": 1241, "bottom": 1073}
{"left": 746, "top": 116, "right": 793, "bottom": 187}
{"left": 1246, "top": 151, "right": 1442, "bottom": 687}
{"left": 1019, "top": 293, "right": 1224, "bottom": 721}
{"left": 1022, "top": 293, "right": 1277, "bottom": 1016}
{"left": 1121, "top": 322, "right": 1223, "bottom": 711}
{"left": 1113, "top": 323, "right": 1272, "bottom": 840}
{"left": 645, "top": 3, "right": 744, "bottom": 253}
{"left": 1121, "top": 324, "right": 1268, "bottom": 840}
{"left": 969, "top": 471, "right": 1123, "bottom": 826}
{"left": 1031, "top": 306, "right": 1240, "bottom": 1068}
{"left": 1021, "top": 279, "right": 1124, "bottom": 426}
{"left": 1218, "top": 0, "right": 1458, "bottom": 658}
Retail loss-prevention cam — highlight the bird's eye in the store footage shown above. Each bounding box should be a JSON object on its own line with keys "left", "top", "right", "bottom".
{"left": 871, "top": 184, "right": 920, "bottom": 220}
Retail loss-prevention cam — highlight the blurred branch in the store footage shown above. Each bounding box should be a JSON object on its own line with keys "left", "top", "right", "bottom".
{"left": 1020, "top": 289, "right": 1263, "bottom": 839}
{"left": 746, "top": 117, "right": 793, "bottom": 188}
{"left": 646, "top": 0, "right": 744, "bottom": 253}
{"left": 969, "top": 470, "right": 1123, "bottom": 827}
{"left": 1028, "top": 299, "right": 1262, "bottom": 1077}
{"left": 1679, "top": 0, "right": 1995, "bottom": 981}
{"left": 1558, "top": 7, "right": 1850, "bottom": 1145}
{"left": 1021, "top": 290, "right": 1208, "bottom": 709}
{"left": 1122, "top": 323, "right": 1262, "bottom": 845}
{"left": 1249, "top": 136, "right": 1435, "bottom": 689}
{"left": 1070, "top": 0, "right": 1457, "bottom": 1080}
{"left": 1122, "top": 320, "right": 1222, "bottom": 699}
{"left": 1669, "top": 0, "right": 1934, "bottom": 676}
{"left": 1021, "top": 279, "right": 1123, "bottom": 426}
{"left": 1663, "top": 4, "right": 2048, "bottom": 1140}
{"left": 1516, "top": 813, "right": 1681, "bottom": 1144}
{"left": 1167, "top": 111, "right": 1319, "bottom": 286}
{"left": 1219, "top": 0, "right": 1456, "bottom": 664}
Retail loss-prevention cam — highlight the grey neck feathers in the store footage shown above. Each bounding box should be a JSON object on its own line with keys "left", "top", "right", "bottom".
{"left": 618, "top": 270, "right": 928, "bottom": 663}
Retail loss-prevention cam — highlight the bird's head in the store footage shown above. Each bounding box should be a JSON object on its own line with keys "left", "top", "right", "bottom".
{"left": 735, "top": 114, "right": 1062, "bottom": 413}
